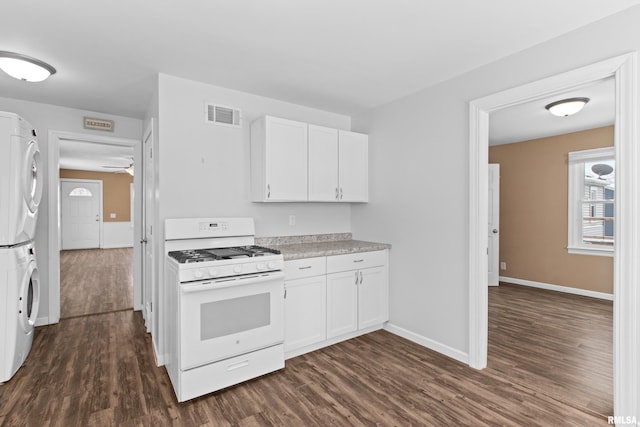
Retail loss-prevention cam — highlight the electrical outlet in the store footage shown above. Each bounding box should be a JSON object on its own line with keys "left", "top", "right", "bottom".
{"left": 500, "top": 262, "right": 507, "bottom": 270}
{"left": 289, "top": 215, "right": 296, "bottom": 226}
{"left": 110, "top": 213, "right": 117, "bottom": 219}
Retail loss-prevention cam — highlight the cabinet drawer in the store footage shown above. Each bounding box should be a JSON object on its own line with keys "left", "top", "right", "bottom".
{"left": 327, "top": 250, "right": 387, "bottom": 274}
{"left": 180, "top": 344, "right": 284, "bottom": 402}
{"left": 284, "top": 257, "right": 326, "bottom": 280}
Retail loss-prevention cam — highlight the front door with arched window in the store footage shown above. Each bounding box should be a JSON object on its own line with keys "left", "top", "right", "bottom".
{"left": 60, "top": 179, "right": 102, "bottom": 249}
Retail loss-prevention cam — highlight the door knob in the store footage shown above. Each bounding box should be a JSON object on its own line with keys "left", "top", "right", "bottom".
{"left": 492, "top": 229, "right": 499, "bottom": 234}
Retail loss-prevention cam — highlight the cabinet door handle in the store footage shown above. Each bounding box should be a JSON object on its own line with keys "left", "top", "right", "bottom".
{"left": 340, "top": 187, "right": 343, "bottom": 200}
{"left": 267, "top": 184, "right": 271, "bottom": 199}
{"left": 359, "top": 271, "right": 363, "bottom": 284}
{"left": 353, "top": 259, "right": 364, "bottom": 263}
{"left": 298, "top": 266, "right": 312, "bottom": 270}
{"left": 335, "top": 187, "right": 339, "bottom": 200}
{"left": 355, "top": 271, "right": 359, "bottom": 284}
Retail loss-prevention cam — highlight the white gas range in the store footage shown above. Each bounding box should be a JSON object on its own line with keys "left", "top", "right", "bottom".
{"left": 164, "top": 217, "right": 285, "bottom": 402}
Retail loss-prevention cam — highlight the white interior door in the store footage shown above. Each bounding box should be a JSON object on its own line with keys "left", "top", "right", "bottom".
{"left": 488, "top": 164, "right": 500, "bottom": 286}
{"left": 61, "top": 179, "right": 101, "bottom": 250}
{"left": 143, "top": 124, "right": 155, "bottom": 334}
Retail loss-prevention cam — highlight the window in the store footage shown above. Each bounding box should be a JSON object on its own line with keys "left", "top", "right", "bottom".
{"left": 68, "top": 187, "right": 93, "bottom": 197}
{"left": 568, "top": 147, "right": 615, "bottom": 256}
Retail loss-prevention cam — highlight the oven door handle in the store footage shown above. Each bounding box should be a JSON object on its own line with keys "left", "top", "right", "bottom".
{"left": 181, "top": 271, "right": 285, "bottom": 293}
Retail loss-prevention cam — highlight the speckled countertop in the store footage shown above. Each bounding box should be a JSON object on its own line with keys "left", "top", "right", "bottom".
{"left": 255, "top": 233, "right": 391, "bottom": 261}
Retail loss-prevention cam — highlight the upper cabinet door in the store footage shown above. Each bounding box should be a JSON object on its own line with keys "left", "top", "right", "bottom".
{"left": 308, "top": 125, "right": 339, "bottom": 201}
{"left": 338, "top": 130, "right": 368, "bottom": 202}
{"left": 251, "top": 116, "right": 308, "bottom": 202}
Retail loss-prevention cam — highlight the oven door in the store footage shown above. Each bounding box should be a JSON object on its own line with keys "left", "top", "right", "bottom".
{"left": 179, "top": 271, "right": 285, "bottom": 370}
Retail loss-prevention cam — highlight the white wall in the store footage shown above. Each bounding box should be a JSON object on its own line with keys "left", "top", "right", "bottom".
{"left": 157, "top": 74, "right": 352, "bottom": 236}
{"left": 103, "top": 222, "right": 134, "bottom": 248}
{"left": 0, "top": 97, "right": 142, "bottom": 324}
{"left": 351, "top": 6, "right": 640, "bottom": 357}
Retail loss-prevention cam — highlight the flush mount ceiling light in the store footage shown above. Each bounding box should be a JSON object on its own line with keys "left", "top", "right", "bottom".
{"left": 544, "top": 97, "right": 590, "bottom": 117}
{"left": 0, "top": 51, "right": 56, "bottom": 82}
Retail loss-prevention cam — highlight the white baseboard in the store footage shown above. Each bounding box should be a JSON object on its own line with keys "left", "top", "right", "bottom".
{"left": 153, "top": 340, "right": 165, "bottom": 367}
{"left": 384, "top": 323, "right": 469, "bottom": 365}
{"left": 499, "top": 276, "right": 613, "bottom": 301}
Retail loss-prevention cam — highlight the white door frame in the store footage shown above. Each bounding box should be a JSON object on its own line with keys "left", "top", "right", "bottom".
{"left": 60, "top": 178, "right": 103, "bottom": 249}
{"left": 141, "top": 119, "right": 153, "bottom": 333}
{"left": 48, "top": 130, "right": 142, "bottom": 323}
{"left": 487, "top": 164, "right": 500, "bottom": 287}
{"left": 468, "top": 53, "right": 638, "bottom": 418}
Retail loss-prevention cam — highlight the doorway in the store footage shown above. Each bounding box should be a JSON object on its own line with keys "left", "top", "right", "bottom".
{"left": 487, "top": 121, "right": 615, "bottom": 415}
{"left": 468, "top": 53, "right": 639, "bottom": 418}
{"left": 47, "top": 131, "right": 142, "bottom": 323}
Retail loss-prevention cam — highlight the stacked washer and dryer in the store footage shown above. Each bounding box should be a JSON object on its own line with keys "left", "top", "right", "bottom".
{"left": 0, "top": 111, "right": 42, "bottom": 383}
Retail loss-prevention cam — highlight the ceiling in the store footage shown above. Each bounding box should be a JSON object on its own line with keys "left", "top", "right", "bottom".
{"left": 2, "top": 1, "right": 639, "bottom": 119}
{"left": 59, "top": 138, "right": 135, "bottom": 173}
{"left": 1, "top": 1, "right": 637, "bottom": 168}
{"left": 489, "top": 77, "right": 615, "bottom": 145}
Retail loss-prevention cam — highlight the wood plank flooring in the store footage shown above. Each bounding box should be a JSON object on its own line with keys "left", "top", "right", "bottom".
{"left": 0, "top": 283, "right": 611, "bottom": 426}
{"left": 60, "top": 248, "right": 133, "bottom": 319}
{"left": 487, "top": 282, "right": 613, "bottom": 417}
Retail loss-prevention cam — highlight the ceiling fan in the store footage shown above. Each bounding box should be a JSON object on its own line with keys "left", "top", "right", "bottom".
{"left": 102, "top": 161, "right": 134, "bottom": 176}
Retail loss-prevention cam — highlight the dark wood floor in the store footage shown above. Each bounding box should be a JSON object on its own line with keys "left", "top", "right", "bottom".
{"left": 0, "top": 283, "right": 611, "bottom": 426}
{"left": 60, "top": 248, "right": 133, "bottom": 319}
{"left": 487, "top": 282, "right": 613, "bottom": 417}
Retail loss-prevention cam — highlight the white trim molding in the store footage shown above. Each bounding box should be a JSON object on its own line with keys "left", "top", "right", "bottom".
{"left": 499, "top": 276, "right": 613, "bottom": 301}
{"left": 48, "top": 130, "right": 141, "bottom": 325}
{"left": 384, "top": 323, "right": 469, "bottom": 365}
{"left": 468, "top": 52, "right": 639, "bottom": 420}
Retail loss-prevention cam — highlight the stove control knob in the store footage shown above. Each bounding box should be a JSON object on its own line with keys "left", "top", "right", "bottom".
{"left": 208, "top": 268, "right": 218, "bottom": 277}
{"left": 267, "top": 262, "right": 276, "bottom": 270}
{"left": 233, "top": 265, "right": 242, "bottom": 274}
{"left": 256, "top": 263, "right": 265, "bottom": 271}
{"left": 194, "top": 270, "right": 204, "bottom": 279}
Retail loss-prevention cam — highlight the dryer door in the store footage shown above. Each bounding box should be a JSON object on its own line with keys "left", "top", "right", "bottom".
{"left": 18, "top": 261, "right": 40, "bottom": 334}
{"left": 23, "top": 140, "right": 43, "bottom": 214}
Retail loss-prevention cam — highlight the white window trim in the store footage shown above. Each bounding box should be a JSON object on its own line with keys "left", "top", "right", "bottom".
{"left": 568, "top": 146, "right": 614, "bottom": 257}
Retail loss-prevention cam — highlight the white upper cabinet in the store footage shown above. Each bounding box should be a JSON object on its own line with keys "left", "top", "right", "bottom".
{"left": 338, "top": 130, "right": 368, "bottom": 202}
{"left": 308, "top": 125, "right": 339, "bottom": 201}
{"left": 308, "top": 126, "right": 369, "bottom": 202}
{"left": 251, "top": 116, "right": 368, "bottom": 202}
{"left": 251, "top": 116, "right": 308, "bottom": 202}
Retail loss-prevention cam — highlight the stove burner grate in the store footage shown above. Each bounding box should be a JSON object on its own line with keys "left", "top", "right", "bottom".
{"left": 169, "top": 245, "right": 281, "bottom": 263}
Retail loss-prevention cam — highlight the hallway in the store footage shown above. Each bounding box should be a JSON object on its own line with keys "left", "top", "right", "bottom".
{"left": 60, "top": 248, "right": 133, "bottom": 319}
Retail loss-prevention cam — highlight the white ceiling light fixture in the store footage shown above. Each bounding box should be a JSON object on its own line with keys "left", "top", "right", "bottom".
{"left": 544, "top": 97, "right": 590, "bottom": 117}
{"left": 0, "top": 51, "right": 56, "bottom": 82}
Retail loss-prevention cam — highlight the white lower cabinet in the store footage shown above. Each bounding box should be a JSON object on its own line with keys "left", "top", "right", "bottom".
{"left": 326, "top": 270, "right": 359, "bottom": 338}
{"left": 284, "top": 257, "right": 327, "bottom": 355}
{"left": 284, "top": 275, "right": 327, "bottom": 353}
{"left": 357, "top": 266, "right": 388, "bottom": 329}
{"left": 327, "top": 264, "right": 387, "bottom": 339}
{"left": 284, "top": 250, "right": 388, "bottom": 357}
